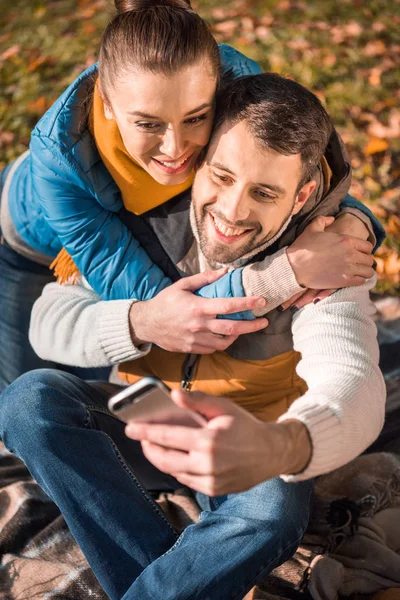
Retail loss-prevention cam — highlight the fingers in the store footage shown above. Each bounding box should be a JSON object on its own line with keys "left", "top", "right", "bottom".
{"left": 279, "top": 290, "right": 307, "bottom": 311}
{"left": 305, "top": 215, "right": 335, "bottom": 233}
{"left": 201, "top": 296, "right": 266, "bottom": 317}
{"left": 313, "top": 289, "right": 337, "bottom": 302}
{"left": 292, "top": 289, "right": 321, "bottom": 309}
{"left": 126, "top": 421, "right": 204, "bottom": 452}
{"left": 208, "top": 317, "right": 268, "bottom": 336}
{"left": 172, "top": 389, "right": 241, "bottom": 420}
{"left": 177, "top": 268, "right": 228, "bottom": 292}
{"left": 342, "top": 274, "right": 371, "bottom": 286}
{"left": 141, "top": 441, "right": 201, "bottom": 475}
{"left": 347, "top": 237, "right": 373, "bottom": 254}
{"left": 353, "top": 251, "right": 375, "bottom": 267}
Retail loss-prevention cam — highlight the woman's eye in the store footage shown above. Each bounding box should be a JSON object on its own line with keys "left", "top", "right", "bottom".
{"left": 185, "top": 114, "right": 208, "bottom": 125}
{"left": 136, "top": 122, "right": 160, "bottom": 131}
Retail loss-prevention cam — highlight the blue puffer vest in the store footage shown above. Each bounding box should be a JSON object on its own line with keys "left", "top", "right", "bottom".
{"left": 4, "top": 45, "right": 384, "bottom": 307}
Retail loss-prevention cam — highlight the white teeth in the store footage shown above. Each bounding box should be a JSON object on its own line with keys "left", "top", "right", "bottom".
{"left": 157, "top": 157, "right": 188, "bottom": 168}
{"left": 212, "top": 215, "right": 247, "bottom": 237}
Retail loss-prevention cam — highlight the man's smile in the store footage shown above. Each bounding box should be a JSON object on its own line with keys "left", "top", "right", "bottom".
{"left": 208, "top": 212, "right": 253, "bottom": 245}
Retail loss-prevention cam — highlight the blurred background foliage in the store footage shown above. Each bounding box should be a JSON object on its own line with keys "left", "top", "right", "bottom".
{"left": 0, "top": 0, "right": 399, "bottom": 293}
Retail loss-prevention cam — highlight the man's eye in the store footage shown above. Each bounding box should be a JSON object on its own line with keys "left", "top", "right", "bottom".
{"left": 211, "top": 171, "right": 231, "bottom": 184}
{"left": 256, "top": 190, "right": 275, "bottom": 202}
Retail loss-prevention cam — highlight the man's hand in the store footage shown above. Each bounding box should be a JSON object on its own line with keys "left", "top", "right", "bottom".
{"left": 129, "top": 270, "right": 268, "bottom": 354}
{"left": 125, "top": 390, "right": 311, "bottom": 496}
{"left": 286, "top": 215, "right": 374, "bottom": 290}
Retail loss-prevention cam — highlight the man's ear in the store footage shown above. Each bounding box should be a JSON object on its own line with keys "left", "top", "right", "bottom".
{"left": 98, "top": 83, "right": 114, "bottom": 121}
{"left": 292, "top": 180, "right": 316, "bottom": 216}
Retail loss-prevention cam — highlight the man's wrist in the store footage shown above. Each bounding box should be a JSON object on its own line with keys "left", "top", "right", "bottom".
{"left": 128, "top": 301, "right": 148, "bottom": 347}
{"left": 275, "top": 418, "right": 312, "bottom": 475}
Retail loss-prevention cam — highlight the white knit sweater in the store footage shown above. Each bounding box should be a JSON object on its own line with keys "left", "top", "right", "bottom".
{"left": 29, "top": 264, "right": 385, "bottom": 482}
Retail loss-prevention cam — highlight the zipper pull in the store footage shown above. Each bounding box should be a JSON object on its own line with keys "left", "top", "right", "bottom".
{"left": 181, "top": 354, "right": 199, "bottom": 391}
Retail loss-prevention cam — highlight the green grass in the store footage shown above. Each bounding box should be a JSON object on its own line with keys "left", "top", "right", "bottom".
{"left": 1, "top": 0, "right": 399, "bottom": 293}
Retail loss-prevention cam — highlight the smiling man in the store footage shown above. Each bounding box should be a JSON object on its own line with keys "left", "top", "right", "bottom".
{"left": 0, "top": 74, "right": 385, "bottom": 600}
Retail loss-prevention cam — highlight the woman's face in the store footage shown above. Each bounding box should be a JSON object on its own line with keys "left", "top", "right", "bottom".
{"left": 102, "top": 61, "right": 217, "bottom": 186}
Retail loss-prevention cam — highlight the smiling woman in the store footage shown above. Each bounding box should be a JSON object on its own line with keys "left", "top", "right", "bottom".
{"left": 100, "top": 64, "right": 216, "bottom": 186}
{"left": 0, "top": 0, "right": 264, "bottom": 390}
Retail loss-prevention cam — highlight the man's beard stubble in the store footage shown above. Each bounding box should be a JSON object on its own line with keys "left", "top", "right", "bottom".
{"left": 191, "top": 201, "right": 296, "bottom": 269}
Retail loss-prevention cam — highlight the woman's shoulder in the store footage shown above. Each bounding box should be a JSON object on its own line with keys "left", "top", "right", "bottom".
{"left": 218, "top": 44, "right": 262, "bottom": 78}
{"left": 31, "top": 64, "right": 98, "bottom": 152}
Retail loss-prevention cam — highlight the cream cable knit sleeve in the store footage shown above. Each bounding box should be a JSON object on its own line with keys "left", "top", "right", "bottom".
{"left": 279, "top": 275, "right": 386, "bottom": 482}
{"left": 29, "top": 279, "right": 151, "bottom": 368}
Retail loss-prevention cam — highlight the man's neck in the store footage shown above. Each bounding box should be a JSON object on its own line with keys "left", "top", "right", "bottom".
{"left": 189, "top": 203, "right": 293, "bottom": 272}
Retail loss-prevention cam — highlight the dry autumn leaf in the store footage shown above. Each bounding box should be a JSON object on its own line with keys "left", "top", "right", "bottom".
{"left": 363, "top": 137, "right": 389, "bottom": 155}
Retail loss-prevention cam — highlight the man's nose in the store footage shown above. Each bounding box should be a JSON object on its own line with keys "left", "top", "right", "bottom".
{"left": 218, "top": 187, "right": 251, "bottom": 223}
{"left": 159, "top": 127, "right": 186, "bottom": 159}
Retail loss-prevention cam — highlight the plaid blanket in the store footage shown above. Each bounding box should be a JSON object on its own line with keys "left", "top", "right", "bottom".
{"left": 0, "top": 298, "right": 399, "bottom": 600}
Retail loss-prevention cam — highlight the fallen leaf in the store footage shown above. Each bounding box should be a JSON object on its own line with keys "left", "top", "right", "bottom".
{"left": 255, "top": 26, "right": 270, "bottom": 40}
{"left": 0, "top": 131, "right": 15, "bottom": 148}
{"left": 368, "top": 110, "right": 400, "bottom": 139}
{"left": 363, "top": 137, "right": 389, "bottom": 155}
{"left": 28, "top": 96, "right": 51, "bottom": 114}
{"left": 363, "top": 39, "right": 387, "bottom": 57}
{"left": 213, "top": 20, "right": 238, "bottom": 35}
{"left": 368, "top": 67, "right": 381, "bottom": 86}
{"left": 0, "top": 44, "right": 20, "bottom": 61}
{"left": 386, "top": 215, "right": 400, "bottom": 235}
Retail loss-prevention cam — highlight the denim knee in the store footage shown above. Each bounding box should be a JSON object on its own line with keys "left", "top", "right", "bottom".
{"left": 0, "top": 368, "right": 85, "bottom": 454}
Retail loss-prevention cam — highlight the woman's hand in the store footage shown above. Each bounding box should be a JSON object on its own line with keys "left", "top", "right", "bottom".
{"left": 283, "top": 214, "right": 375, "bottom": 310}
{"left": 129, "top": 270, "right": 268, "bottom": 354}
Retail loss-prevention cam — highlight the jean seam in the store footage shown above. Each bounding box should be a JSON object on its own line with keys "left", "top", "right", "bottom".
{"left": 159, "top": 527, "right": 186, "bottom": 557}
{"left": 231, "top": 482, "right": 314, "bottom": 600}
{"left": 100, "top": 429, "right": 179, "bottom": 538}
{"left": 230, "top": 533, "right": 304, "bottom": 600}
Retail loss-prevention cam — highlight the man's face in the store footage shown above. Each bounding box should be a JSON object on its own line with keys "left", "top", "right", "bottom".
{"left": 192, "top": 120, "right": 316, "bottom": 265}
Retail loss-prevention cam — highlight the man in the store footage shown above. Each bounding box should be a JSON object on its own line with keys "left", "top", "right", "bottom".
{"left": 0, "top": 74, "right": 385, "bottom": 600}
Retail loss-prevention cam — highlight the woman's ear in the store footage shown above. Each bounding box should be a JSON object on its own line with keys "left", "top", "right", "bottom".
{"left": 98, "top": 83, "right": 114, "bottom": 120}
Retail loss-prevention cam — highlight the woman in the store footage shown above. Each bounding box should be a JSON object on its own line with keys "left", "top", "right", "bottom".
{"left": 0, "top": 0, "right": 383, "bottom": 390}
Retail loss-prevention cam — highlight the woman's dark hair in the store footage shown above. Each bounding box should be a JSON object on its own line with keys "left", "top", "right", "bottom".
{"left": 98, "top": 0, "right": 220, "bottom": 98}
{"left": 211, "top": 73, "right": 334, "bottom": 190}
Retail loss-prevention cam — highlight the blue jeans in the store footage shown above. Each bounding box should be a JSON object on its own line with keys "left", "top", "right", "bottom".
{"left": 0, "top": 369, "right": 314, "bottom": 600}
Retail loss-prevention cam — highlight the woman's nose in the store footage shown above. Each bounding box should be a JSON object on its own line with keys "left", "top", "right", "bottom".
{"left": 159, "top": 127, "right": 186, "bottom": 159}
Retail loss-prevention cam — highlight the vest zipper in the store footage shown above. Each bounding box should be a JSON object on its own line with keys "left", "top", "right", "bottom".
{"left": 181, "top": 354, "right": 199, "bottom": 391}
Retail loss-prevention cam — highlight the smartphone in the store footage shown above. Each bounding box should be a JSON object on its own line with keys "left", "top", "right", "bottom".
{"left": 108, "top": 377, "right": 207, "bottom": 428}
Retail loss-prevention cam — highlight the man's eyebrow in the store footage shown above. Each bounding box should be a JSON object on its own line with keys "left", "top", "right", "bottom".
{"left": 207, "top": 161, "right": 286, "bottom": 195}
{"left": 128, "top": 103, "right": 212, "bottom": 119}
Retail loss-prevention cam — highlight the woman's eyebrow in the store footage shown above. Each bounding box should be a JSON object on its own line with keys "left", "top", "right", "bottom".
{"left": 127, "top": 103, "right": 212, "bottom": 119}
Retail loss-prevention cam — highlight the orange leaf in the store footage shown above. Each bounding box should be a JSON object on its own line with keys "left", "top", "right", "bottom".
{"left": 0, "top": 44, "right": 20, "bottom": 61}
{"left": 363, "top": 137, "right": 389, "bottom": 155}
{"left": 363, "top": 39, "right": 387, "bottom": 57}
{"left": 28, "top": 96, "right": 51, "bottom": 114}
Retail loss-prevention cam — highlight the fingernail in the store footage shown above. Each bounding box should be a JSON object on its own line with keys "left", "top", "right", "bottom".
{"left": 256, "top": 298, "right": 266, "bottom": 308}
{"left": 313, "top": 298, "right": 321, "bottom": 304}
{"left": 126, "top": 424, "right": 139, "bottom": 437}
{"left": 290, "top": 305, "right": 299, "bottom": 313}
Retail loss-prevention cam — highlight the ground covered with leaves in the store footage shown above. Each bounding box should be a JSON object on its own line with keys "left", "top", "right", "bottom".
{"left": 0, "top": 0, "right": 399, "bottom": 294}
